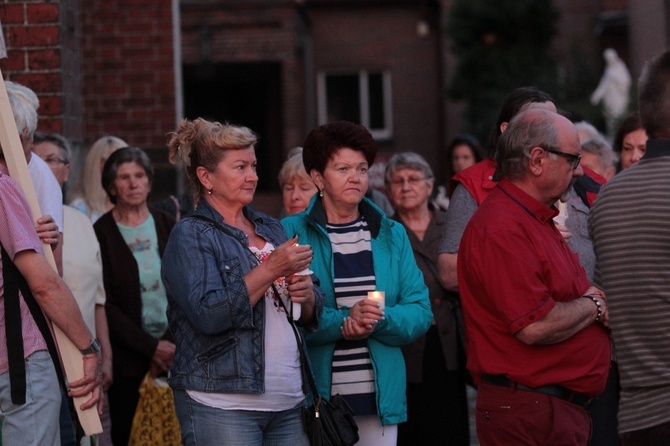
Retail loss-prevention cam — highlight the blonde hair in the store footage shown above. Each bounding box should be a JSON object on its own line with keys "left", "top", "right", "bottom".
{"left": 68, "top": 135, "right": 128, "bottom": 216}
{"left": 168, "top": 118, "right": 257, "bottom": 198}
{"left": 278, "top": 147, "right": 311, "bottom": 188}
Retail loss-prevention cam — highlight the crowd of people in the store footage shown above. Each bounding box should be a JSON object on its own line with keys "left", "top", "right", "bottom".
{"left": 1, "top": 48, "right": 670, "bottom": 446}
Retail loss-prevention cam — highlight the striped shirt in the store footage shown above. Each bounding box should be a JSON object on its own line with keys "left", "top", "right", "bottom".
{"left": 328, "top": 217, "right": 377, "bottom": 415}
{"left": 589, "top": 142, "right": 670, "bottom": 434}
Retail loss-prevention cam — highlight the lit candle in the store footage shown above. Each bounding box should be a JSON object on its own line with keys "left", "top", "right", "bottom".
{"left": 367, "top": 291, "right": 385, "bottom": 311}
{"left": 554, "top": 200, "right": 568, "bottom": 226}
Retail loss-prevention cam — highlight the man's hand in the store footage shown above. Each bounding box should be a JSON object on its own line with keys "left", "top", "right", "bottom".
{"left": 35, "top": 215, "right": 59, "bottom": 247}
{"left": 68, "top": 353, "right": 104, "bottom": 413}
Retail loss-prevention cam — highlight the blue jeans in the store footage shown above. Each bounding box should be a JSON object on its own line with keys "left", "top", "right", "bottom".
{"left": 174, "top": 389, "right": 309, "bottom": 446}
{"left": 0, "top": 350, "right": 61, "bottom": 445}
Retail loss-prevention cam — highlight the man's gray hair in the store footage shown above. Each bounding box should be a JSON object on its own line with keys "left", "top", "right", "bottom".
{"left": 5, "top": 81, "right": 39, "bottom": 138}
{"left": 496, "top": 108, "right": 559, "bottom": 180}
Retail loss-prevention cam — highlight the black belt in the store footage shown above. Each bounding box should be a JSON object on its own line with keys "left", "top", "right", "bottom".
{"left": 482, "top": 374, "right": 595, "bottom": 408}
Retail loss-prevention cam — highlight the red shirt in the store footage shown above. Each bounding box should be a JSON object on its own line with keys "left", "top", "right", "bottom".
{"left": 449, "top": 158, "right": 497, "bottom": 204}
{"left": 458, "top": 179, "right": 610, "bottom": 396}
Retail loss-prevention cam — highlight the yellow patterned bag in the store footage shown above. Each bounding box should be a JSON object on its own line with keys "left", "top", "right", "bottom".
{"left": 128, "top": 373, "right": 183, "bottom": 446}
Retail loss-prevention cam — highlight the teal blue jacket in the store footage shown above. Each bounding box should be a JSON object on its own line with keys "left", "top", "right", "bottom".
{"left": 282, "top": 196, "right": 432, "bottom": 425}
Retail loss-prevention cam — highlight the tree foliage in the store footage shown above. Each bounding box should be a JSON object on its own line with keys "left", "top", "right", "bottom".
{"left": 446, "top": 0, "right": 560, "bottom": 140}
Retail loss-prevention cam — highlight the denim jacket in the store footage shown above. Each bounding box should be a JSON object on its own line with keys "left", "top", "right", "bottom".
{"left": 161, "top": 198, "right": 323, "bottom": 394}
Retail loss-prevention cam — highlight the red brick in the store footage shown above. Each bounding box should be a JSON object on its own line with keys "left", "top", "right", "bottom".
{"left": 12, "top": 72, "right": 61, "bottom": 94}
{"left": 37, "top": 118, "right": 62, "bottom": 134}
{"left": 1, "top": 5, "right": 26, "bottom": 25}
{"left": 28, "top": 49, "right": 60, "bottom": 70}
{"left": 27, "top": 3, "right": 59, "bottom": 24}
{"left": 38, "top": 95, "right": 61, "bottom": 116}
{"left": 9, "top": 25, "right": 59, "bottom": 47}
{"left": 0, "top": 51, "right": 26, "bottom": 71}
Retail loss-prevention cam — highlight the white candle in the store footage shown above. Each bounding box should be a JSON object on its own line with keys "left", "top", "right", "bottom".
{"left": 367, "top": 291, "right": 385, "bottom": 311}
{"left": 554, "top": 200, "right": 569, "bottom": 226}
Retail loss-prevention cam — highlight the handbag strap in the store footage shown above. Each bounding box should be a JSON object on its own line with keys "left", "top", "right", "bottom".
{"left": 191, "top": 214, "right": 323, "bottom": 403}
{"left": 272, "top": 284, "right": 322, "bottom": 404}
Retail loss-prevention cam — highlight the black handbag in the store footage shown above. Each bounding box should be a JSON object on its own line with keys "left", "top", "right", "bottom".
{"left": 272, "top": 286, "right": 359, "bottom": 446}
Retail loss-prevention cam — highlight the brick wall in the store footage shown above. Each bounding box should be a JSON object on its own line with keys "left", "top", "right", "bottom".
{"left": 308, "top": 3, "right": 443, "bottom": 171}
{"left": 80, "top": 0, "right": 176, "bottom": 149}
{"left": 181, "top": 2, "right": 307, "bottom": 150}
{"left": 0, "top": 0, "right": 72, "bottom": 136}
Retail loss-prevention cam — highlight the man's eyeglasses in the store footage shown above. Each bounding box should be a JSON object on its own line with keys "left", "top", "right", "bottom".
{"left": 542, "top": 146, "right": 581, "bottom": 170}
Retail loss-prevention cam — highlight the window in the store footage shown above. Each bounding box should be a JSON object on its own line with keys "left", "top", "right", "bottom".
{"left": 317, "top": 71, "right": 392, "bottom": 140}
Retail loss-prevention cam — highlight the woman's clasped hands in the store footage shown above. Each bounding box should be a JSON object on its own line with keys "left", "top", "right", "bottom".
{"left": 341, "top": 299, "right": 384, "bottom": 341}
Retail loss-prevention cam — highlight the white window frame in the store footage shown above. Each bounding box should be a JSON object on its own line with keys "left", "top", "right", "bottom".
{"left": 317, "top": 70, "right": 393, "bottom": 140}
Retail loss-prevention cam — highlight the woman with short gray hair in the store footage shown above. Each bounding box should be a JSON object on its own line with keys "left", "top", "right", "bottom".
{"left": 385, "top": 152, "right": 470, "bottom": 446}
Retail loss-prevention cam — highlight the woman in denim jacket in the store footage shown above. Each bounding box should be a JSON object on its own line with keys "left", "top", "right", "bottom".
{"left": 161, "top": 118, "right": 323, "bottom": 446}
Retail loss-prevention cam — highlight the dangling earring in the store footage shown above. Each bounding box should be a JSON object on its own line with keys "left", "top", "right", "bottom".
{"left": 207, "top": 188, "right": 212, "bottom": 195}
{"left": 319, "top": 190, "right": 323, "bottom": 198}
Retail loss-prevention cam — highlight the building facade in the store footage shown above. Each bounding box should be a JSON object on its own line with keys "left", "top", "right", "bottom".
{"left": 0, "top": 0, "right": 666, "bottom": 212}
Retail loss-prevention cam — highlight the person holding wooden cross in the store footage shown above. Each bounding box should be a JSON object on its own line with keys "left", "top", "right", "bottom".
{"left": 0, "top": 152, "right": 103, "bottom": 444}
{"left": 5, "top": 81, "right": 65, "bottom": 277}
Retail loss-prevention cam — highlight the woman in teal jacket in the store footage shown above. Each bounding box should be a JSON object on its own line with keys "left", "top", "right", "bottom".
{"left": 282, "top": 121, "right": 431, "bottom": 445}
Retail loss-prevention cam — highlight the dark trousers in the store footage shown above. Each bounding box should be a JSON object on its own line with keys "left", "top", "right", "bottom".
{"left": 108, "top": 374, "right": 144, "bottom": 446}
{"left": 588, "top": 360, "right": 620, "bottom": 446}
{"left": 620, "top": 421, "right": 670, "bottom": 446}
{"left": 398, "top": 326, "right": 470, "bottom": 446}
{"left": 475, "top": 380, "right": 591, "bottom": 446}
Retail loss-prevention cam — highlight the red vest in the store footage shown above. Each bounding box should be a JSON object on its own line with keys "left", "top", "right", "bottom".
{"left": 450, "top": 158, "right": 497, "bottom": 205}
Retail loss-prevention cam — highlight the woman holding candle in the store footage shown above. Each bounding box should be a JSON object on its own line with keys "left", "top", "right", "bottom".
{"left": 282, "top": 121, "right": 432, "bottom": 446}
{"left": 384, "top": 152, "right": 470, "bottom": 445}
{"left": 161, "top": 118, "right": 323, "bottom": 445}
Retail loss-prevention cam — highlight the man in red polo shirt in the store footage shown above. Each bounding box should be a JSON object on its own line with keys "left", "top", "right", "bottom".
{"left": 458, "top": 108, "right": 611, "bottom": 445}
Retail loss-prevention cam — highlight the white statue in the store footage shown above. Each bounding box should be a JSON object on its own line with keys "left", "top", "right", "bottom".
{"left": 590, "top": 48, "right": 632, "bottom": 137}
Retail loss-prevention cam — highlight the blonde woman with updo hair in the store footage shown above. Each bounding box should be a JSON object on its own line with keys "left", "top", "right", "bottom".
{"left": 69, "top": 135, "right": 128, "bottom": 223}
{"left": 161, "top": 118, "right": 323, "bottom": 446}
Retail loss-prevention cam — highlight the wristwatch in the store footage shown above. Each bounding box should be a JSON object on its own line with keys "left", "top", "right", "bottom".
{"left": 80, "top": 338, "right": 101, "bottom": 356}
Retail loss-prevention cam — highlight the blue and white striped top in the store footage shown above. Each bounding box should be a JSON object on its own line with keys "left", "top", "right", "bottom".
{"left": 328, "top": 216, "right": 377, "bottom": 415}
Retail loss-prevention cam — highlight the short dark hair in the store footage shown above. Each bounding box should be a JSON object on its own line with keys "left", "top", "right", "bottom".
{"left": 302, "top": 121, "right": 378, "bottom": 174}
{"left": 485, "top": 87, "right": 554, "bottom": 158}
{"left": 447, "top": 133, "right": 484, "bottom": 164}
{"left": 613, "top": 112, "right": 643, "bottom": 153}
{"left": 638, "top": 50, "right": 670, "bottom": 138}
{"left": 101, "top": 146, "right": 154, "bottom": 204}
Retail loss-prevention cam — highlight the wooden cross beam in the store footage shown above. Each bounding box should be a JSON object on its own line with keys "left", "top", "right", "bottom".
{"left": 0, "top": 70, "right": 102, "bottom": 435}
